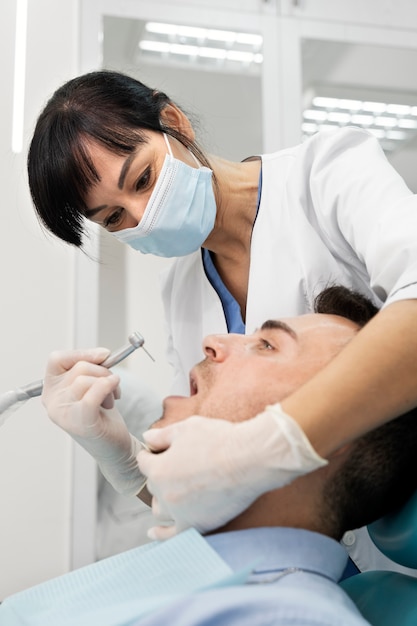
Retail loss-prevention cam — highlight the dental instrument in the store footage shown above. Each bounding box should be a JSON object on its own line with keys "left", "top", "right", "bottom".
{"left": 0, "top": 331, "right": 154, "bottom": 425}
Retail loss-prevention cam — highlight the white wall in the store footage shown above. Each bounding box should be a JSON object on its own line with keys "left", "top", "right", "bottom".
{"left": 0, "top": 0, "right": 79, "bottom": 598}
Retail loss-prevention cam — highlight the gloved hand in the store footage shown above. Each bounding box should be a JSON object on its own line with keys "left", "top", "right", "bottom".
{"left": 42, "top": 348, "right": 146, "bottom": 496}
{"left": 137, "top": 403, "right": 327, "bottom": 540}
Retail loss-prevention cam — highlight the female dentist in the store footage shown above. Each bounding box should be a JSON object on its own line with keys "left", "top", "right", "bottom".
{"left": 29, "top": 70, "right": 417, "bottom": 571}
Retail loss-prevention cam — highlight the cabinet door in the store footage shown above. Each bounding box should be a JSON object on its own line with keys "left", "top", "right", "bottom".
{"left": 280, "top": 0, "right": 417, "bottom": 31}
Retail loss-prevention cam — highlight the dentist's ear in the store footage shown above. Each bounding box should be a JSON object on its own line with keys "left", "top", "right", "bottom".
{"left": 160, "top": 103, "right": 195, "bottom": 141}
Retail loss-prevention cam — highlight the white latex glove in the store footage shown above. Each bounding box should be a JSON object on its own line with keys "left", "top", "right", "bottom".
{"left": 42, "top": 348, "right": 146, "bottom": 496}
{"left": 137, "top": 403, "right": 327, "bottom": 540}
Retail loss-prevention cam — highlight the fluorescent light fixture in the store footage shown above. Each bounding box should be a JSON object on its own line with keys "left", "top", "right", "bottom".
{"left": 302, "top": 122, "right": 318, "bottom": 134}
{"left": 139, "top": 40, "right": 262, "bottom": 64}
{"left": 386, "top": 104, "right": 411, "bottom": 116}
{"left": 139, "top": 41, "right": 171, "bottom": 53}
{"left": 12, "top": 0, "right": 28, "bottom": 154}
{"left": 362, "top": 101, "right": 387, "bottom": 113}
{"left": 207, "top": 29, "right": 237, "bottom": 43}
{"left": 199, "top": 46, "right": 226, "bottom": 60}
{"left": 226, "top": 50, "right": 260, "bottom": 63}
{"left": 313, "top": 97, "right": 363, "bottom": 111}
{"left": 145, "top": 22, "right": 177, "bottom": 35}
{"left": 399, "top": 118, "right": 417, "bottom": 129}
{"left": 304, "top": 91, "right": 417, "bottom": 152}
{"left": 350, "top": 113, "right": 373, "bottom": 126}
{"left": 145, "top": 22, "right": 263, "bottom": 46}
{"left": 327, "top": 111, "right": 351, "bottom": 124}
{"left": 375, "top": 116, "right": 397, "bottom": 128}
{"left": 312, "top": 97, "right": 339, "bottom": 108}
{"left": 386, "top": 130, "right": 407, "bottom": 141}
{"left": 140, "top": 21, "right": 262, "bottom": 71}
{"left": 171, "top": 44, "right": 199, "bottom": 57}
{"left": 303, "top": 109, "right": 327, "bottom": 121}
{"left": 368, "top": 128, "right": 386, "bottom": 139}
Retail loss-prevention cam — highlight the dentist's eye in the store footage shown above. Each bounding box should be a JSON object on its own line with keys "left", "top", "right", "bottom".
{"left": 104, "top": 208, "right": 124, "bottom": 228}
{"left": 135, "top": 166, "right": 151, "bottom": 191}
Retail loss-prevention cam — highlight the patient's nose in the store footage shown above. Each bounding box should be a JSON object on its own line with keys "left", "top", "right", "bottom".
{"left": 203, "top": 334, "right": 241, "bottom": 362}
{"left": 204, "top": 335, "right": 227, "bottom": 361}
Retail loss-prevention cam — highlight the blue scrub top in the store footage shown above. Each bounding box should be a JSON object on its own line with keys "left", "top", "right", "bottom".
{"left": 202, "top": 167, "right": 263, "bottom": 334}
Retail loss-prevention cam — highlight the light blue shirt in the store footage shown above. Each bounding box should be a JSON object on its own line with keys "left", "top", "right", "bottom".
{"left": 1, "top": 527, "right": 370, "bottom": 625}
{"left": 137, "top": 527, "right": 371, "bottom": 626}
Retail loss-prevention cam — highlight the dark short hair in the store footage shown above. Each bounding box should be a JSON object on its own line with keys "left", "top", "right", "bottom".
{"left": 325, "top": 407, "right": 417, "bottom": 539}
{"left": 27, "top": 70, "right": 211, "bottom": 247}
{"left": 314, "top": 284, "right": 379, "bottom": 326}
{"left": 314, "top": 287, "right": 417, "bottom": 538}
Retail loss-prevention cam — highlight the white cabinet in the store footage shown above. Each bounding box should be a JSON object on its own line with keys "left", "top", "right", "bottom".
{"left": 280, "top": 0, "right": 417, "bottom": 30}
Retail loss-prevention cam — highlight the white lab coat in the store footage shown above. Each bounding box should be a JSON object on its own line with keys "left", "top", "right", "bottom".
{"left": 160, "top": 126, "right": 417, "bottom": 573}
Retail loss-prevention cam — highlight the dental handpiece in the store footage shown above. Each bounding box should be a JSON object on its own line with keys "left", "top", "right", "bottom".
{"left": 0, "top": 331, "right": 154, "bottom": 421}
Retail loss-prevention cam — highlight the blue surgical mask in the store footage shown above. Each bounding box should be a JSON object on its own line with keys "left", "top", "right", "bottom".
{"left": 111, "top": 135, "right": 216, "bottom": 257}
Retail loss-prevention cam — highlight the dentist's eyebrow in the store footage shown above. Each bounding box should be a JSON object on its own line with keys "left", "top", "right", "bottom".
{"left": 260, "top": 319, "right": 298, "bottom": 340}
{"left": 84, "top": 152, "right": 137, "bottom": 217}
{"left": 118, "top": 152, "right": 136, "bottom": 189}
{"left": 84, "top": 204, "right": 108, "bottom": 218}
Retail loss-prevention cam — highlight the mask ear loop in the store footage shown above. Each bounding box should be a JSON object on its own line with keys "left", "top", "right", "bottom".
{"left": 189, "top": 150, "right": 201, "bottom": 167}
{"left": 164, "top": 132, "right": 201, "bottom": 167}
{"left": 163, "top": 133, "right": 173, "bottom": 157}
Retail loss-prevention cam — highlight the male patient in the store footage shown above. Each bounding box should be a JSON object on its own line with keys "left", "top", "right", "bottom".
{"left": 7, "top": 286, "right": 417, "bottom": 625}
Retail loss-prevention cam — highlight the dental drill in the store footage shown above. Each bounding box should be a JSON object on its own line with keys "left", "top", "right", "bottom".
{"left": 0, "top": 331, "right": 154, "bottom": 425}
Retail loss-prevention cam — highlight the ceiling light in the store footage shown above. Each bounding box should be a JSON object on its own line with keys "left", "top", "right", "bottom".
{"left": 139, "top": 21, "right": 263, "bottom": 72}
{"left": 374, "top": 116, "right": 397, "bottom": 128}
{"left": 199, "top": 47, "right": 226, "bottom": 60}
{"left": 139, "top": 41, "right": 170, "bottom": 53}
{"left": 362, "top": 101, "right": 387, "bottom": 113}
{"left": 350, "top": 113, "right": 373, "bottom": 126}
{"left": 303, "top": 109, "right": 327, "bottom": 121}
{"left": 304, "top": 91, "right": 417, "bottom": 152}
{"left": 327, "top": 111, "right": 351, "bottom": 124}
{"left": 399, "top": 118, "right": 417, "bottom": 129}
{"left": 386, "top": 104, "right": 411, "bottom": 116}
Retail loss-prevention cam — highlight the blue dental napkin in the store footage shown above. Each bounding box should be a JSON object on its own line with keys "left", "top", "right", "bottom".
{"left": 0, "top": 529, "right": 251, "bottom": 625}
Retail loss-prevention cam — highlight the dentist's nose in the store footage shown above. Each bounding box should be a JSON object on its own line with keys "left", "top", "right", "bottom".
{"left": 122, "top": 200, "right": 146, "bottom": 228}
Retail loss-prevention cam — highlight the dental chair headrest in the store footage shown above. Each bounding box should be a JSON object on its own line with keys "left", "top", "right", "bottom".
{"left": 341, "top": 491, "right": 417, "bottom": 626}
{"left": 367, "top": 490, "right": 417, "bottom": 569}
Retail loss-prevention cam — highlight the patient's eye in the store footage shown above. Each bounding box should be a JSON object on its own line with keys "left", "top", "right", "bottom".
{"left": 259, "top": 339, "right": 274, "bottom": 351}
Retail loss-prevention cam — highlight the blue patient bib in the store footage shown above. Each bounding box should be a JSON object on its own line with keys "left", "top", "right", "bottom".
{"left": 0, "top": 529, "right": 251, "bottom": 626}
